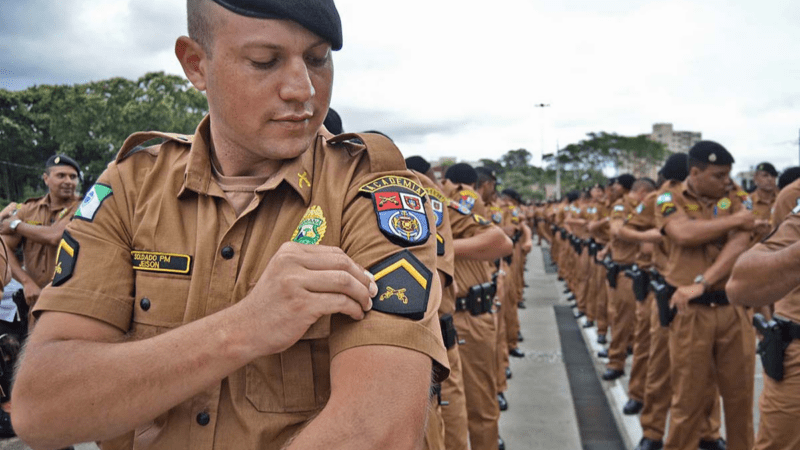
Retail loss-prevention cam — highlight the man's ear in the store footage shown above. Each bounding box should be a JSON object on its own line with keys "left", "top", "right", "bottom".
{"left": 175, "top": 36, "right": 208, "bottom": 92}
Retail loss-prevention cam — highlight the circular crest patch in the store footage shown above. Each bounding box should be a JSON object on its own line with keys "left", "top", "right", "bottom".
{"left": 291, "top": 205, "right": 327, "bottom": 245}
{"left": 717, "top": 197, "right": 731, "bottom": 210}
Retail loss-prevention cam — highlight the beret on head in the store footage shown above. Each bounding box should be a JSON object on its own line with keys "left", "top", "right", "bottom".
{"left": 405, "top": 156, "right": 431, "bottom": 174}
{"left": 688, "top": 141, "right": 734, "bottom": 166}
{"left": 211, "top": 0, "right": 343, "bottom": 50}
{"left": 565, "top": 190, "right": 580, "bottom": 202}
{"left": 323, "top": 107, "right": 343, "bottom": 134}
{"left": 756, "top": 162, "right": 778, "bottom": 177}
{"left": 501, "top": 188, "right": 522, "bottom": 204}
{"left": 615, "top": 174, "right": 636, "bottom": 191}
{"left": 445, "top": 163, "right": 478, "bottom": 186}
{"left": 46, "top": 154, "right": 81, "bottom": 176}
{"left": 658, "top": 152, "right": 689, "bottom": 182}
{"left": 779, "top": 167, "right": 800, "bottom": 190}
{"left": 475, "top": 166, "right": 497, "bottom": 182}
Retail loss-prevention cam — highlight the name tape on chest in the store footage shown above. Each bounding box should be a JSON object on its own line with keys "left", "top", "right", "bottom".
{"left": 52, "top": 231, "right": 80, "bottom": 287}
{"left": 132, "top": 251, "right": 192, "bottom": 275}
{"left": 75, "top": 184, "right": 113, "bottom": 222}
{"left": 369, "top": 250, "right": 433, "bottom": 321}
{"left": 360, "top": 176, "right": 430, "bottom": 247}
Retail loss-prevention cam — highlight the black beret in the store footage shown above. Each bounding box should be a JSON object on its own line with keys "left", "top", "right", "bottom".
{"left": 45, "top": 154, "right": 81, "bottom": 176}
{"left": 475, "top": 166, "right": 497, "bottom": 182}
{"left": 565, "top": 190, "right": 580, "bottom": 202}
{"left": 615, "top": 174, "right": 636, "bottom": 191}
{"left": 501, "top": 188, "right": 521, "bottom": 204}
{"left": 405, "top": 156, "right": 431, "bottom": 174}
{"left": 323, "top": 107, "right": 343, "bottom": 134}
{"left": 755, "top": 162, "right": 778, "bottom": 177}
{"left": 211, "top": 0, "right": 343, "bottom": 50}
{"left": 445, "top": 163, "right": 477, "bottom": 186}
{"left": 688, "top": 141, "right": 734, "bottom": 166}
{"left": 779, "top": 167, "right": 800, "bottom": 190}
{"left": 658, "top": 152, "right": 689, "bottom": 182}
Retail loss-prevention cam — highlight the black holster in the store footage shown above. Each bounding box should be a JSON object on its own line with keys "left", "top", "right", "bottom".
{"left": 604, "top": 258, "right": 620, "bottom": 289}
{"left": 653, "top": 281, "right": 677, "bottom": 327}
{"left": 625, "top": 265, "right": 650, "bottom": 302}
{"left": 439, "top": 314, "right": 458, "bottom": 349}
{"left": 753, "top": 314, "right": 793, "bottom": 381}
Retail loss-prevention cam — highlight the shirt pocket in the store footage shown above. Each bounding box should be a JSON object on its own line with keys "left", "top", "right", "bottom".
{"left": 245, "top": 316, "right": 331, "bottom": 413}
{"left": 131, "top": 273, "right": 189, "bottom": 338}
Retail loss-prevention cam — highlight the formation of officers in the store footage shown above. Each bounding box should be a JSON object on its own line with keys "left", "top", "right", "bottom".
{"left": 2, "top": 1, "right": 800, "bottom": 450}
{"left": 539, "top": 141, "right": 800, "bottom": 450}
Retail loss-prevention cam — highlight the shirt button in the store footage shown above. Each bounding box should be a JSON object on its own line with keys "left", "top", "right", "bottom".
{"left": 196, "top": 411, "right": 210, "bottom": 426}
{"left": 140, "top": 298, "right": 151, "bottom": 311}
{"left": 221, "top": 246, "right": 235, "bottom": 260}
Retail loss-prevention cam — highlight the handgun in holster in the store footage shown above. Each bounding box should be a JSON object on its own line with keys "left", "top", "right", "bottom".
{"left": 654, "top": 281, "right": 677, "bottom": 327}
{"left": 481, "top": 282, "right": 497, "bottom": 313}
{"left": 588, "top": 239, "right": 598, "bottom": 257}
{"left": 468, "top": 284, "right": 485, "bottom": 316}
{"left": 624, "top": 265, "right": 650, "bottom": 302}
{"left": 753, "top": 313, "right": 792, "bottom": 381}
{"left": 439, "top": 313, "right": 458, "bottom": 350}
{"left": 603, "top": 256, "right": 619, "bottom": 289}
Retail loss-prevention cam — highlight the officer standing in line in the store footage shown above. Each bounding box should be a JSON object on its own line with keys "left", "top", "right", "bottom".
{"left": 501, "top": 188, "right": 531, "bottom": 358}
{"left": 749, "top": 162, "right": 778, "bottom": 238}
{"left": 589, "top": 180, "right": 616, "bottom": 346}
{"left": 564, "top": 190, "right": 592, "bottom": 322}
{"left": 580, "top": 184, "right": 607, "bottom": 330}
{"left": 728, "top": 185, "right": 800, "bottom": 450}
{"left": 406, "top": 155, "right": 466, "bottom": 450}
{"left": 0, "top": 155, "right": 81, "bottom": 308}
{"left": 444, "top": 164, "right": 513, "bottom": 450}
{"left": 601, "top": 174, "right": 641, "bottom": 380}
{"left": 13, "top": 1, "right": 451, "bottom": 449}
{"left": 656, "top": 142, "right": 763, "bottom": 450}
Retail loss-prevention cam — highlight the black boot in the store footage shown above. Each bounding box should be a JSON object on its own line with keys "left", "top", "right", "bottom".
{"left": 498, "top": 392, "right": 508, "bottom": 411}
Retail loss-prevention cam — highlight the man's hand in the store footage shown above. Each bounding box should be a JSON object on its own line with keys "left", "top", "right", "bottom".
{"left": 669, "top": 283, "right": 705, "bottom": 315}
{"left": 22, "top": 279, "right": 41, "bottom": 306}
{"left": 731, "top": 210, "right": 757, "bottom": 231}
{"left": 0, "top": 203, "right": 17, "bottom": 221}
{"left": 236, "top": 242, "right": 377, "bottom": 357}
{"left": 0, "top": 219, "right": 14, "bottom": 235}
{"left": 753, "top": 220, "right": 771, "bottom": 236}
{"left": 522, "top": 241, "right": 532, "bottom": 253}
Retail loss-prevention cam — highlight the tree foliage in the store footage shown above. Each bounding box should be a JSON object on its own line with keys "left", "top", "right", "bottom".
{"left": 0, "top": 72, "right": 208, "bottom": 203}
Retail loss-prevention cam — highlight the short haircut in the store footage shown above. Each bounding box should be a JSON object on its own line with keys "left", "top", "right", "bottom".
{"left": 631, "top": 178, "right": 656, "bottom": 192}
{"left": 476, "top": 170, "right": 495, "bottom": 188}
{"left": 687, "top": 157, "right": 709, "bottom": 172}
{"left": 187, "top": 0, "right": 217, "bottom": 56}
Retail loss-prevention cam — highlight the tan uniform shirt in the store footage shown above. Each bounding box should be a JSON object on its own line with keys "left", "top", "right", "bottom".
{"left": 418, "top": 174, "right": 456, "bottom": 315}
{"left": 13, "top": 194, "right": 80, "bottom": 288}
{"left": 625, "top": 191, "right": 665, "bottom": 270}
{"left": 34, "top": 118, "right": 448, "bottom": 449}
{"left": 655, "top": 180, "right": 744, "bottom": 290}
{"left": 448, "top": 186, "right": 493, "bottom": 298}
{"left": 772, "top": 179, "right": 800, "bottom": 228}
{"left": 756, "top": 213, "right": 800, "bottom": 323}
{"left": 750, "top": 189, "right": 776, "bottom": 221}
{"left": 609, "top": 196, "right": 639, "bottom": 265}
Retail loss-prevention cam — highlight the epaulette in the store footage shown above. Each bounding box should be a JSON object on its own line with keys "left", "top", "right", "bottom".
{"left": 328, "top": 132, "right": 406, "bottom": 174}
{"left": 115, "top": 131, "right": 194, "bottom": 162}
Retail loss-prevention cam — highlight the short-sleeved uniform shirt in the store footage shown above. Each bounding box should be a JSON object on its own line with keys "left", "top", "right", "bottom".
{"left": 589, "top": 199, "right": 612, "bottom": 245}
{"left": 772, "top": 179, "right": 800, "bottom": 228}
{"left": 417, "top": 174, "right": 456, "bottom": 315}
{"left": 33, "top": 118, "right": 448, "bottom": 450}
{"left": 13, "top": 194, "right": 80, "bottom": 288}
{"left": 655, "top": 180, "right": 744, "bottom": 290}
{"left": 749, "top": 189, "right": 776, "bottom": 221}
{"left": 447, "top": 185, "right": 493, "bottom": 298}
{"left": 608, "top": 196, "right": 639, "bottom": 265}
{"left": 755, "top": 213, "right": 800, "bottom": 323}
{"left": 625, "top": 191, "right": 665, "bottom": 270}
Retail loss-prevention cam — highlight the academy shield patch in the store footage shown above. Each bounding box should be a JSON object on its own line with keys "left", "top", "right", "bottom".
{"left": 360, "top": 176, "right": 430, "bottom": 246}
{"left": 425, "top": 187, "right": 447, "bottom": 228}
{"left": 291, "top": 205, "right": 327, "bottom": 245}
{"left": 75, "top": 183, "right": 112, "bottom": 222}
{"left": 449, "top": 199, "right": 470, "bottom": 215}
{"left": 458, "top": 190, "right": 478, "bottom": 214}
{"left": 369, "top": 250, "right": 433, "bottom": 321}
{"left": 52, "top": 231, "right": 79, "bottom": 287}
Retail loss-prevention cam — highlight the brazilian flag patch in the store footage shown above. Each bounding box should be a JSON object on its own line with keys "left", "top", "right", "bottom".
{"left": 52, "top": 231, "right": 79, "bottom": 287}
{"left": 369, "top": 250, "right": 433, "bottom": 321}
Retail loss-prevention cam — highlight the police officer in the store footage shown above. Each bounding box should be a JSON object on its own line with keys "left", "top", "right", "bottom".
{"left": 14, "top": 1, "right": 451, "bottom": 449}
{"left": 750, "top": 162, "right": 778, "bottom": 221}
{"left": 0, "top": 155, "right": 81, "bottom": 307}
{"left": 656, "top": 141, "right": 761, "bottom": 450}
{"left": 728, "top": 196, "right": 800, "bottom": 450}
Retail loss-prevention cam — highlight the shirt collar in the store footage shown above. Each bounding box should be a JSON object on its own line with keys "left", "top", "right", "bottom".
{"left": 178, "top": 115, "right": 316, "bottom": 206}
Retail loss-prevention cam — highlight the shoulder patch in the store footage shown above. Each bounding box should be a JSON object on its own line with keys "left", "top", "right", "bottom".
{"left": 360, "top": 176, "right": 429, "bottom": 246}
{"left": 425, "top": 187, "right": 447, "bottom": 228}
{"left": 635, "top": 203, "right": 645, "bottom": 214}
{"left": 614, "top": 204, "right": 625, "bottom": 212}
{"left": 132, "top": 251, "right": 192, "bottom": 275}
{"left": 448, "top": 199, "right": 471, "bottom": 215}
{"left": 52, "top": 231, "right": 79, "bottom": 287}
{"left": 657, "top": 193, "right": 673, "bottom": 205}
{"left": 685, "top": 204, "right": 700, "bottom": 212}
{"left": 662, "top": 203, "right": 677, "bottom": 217}
{"left": 457, "top": 190, "right": 478, "bottom": 214}
{"left": 436, "top": 232, "right": 445, "bottom": 256}
{"left": 74, "top": 184, "right": 113, "bottom": 222}
{"left": 291, "top": 205, "right": 327, "bottom": 245}
{"left": 369, "top": 250, "right": 433, "bottom": 321}
{"left": 717, "top": 197, "right": 731, "bottom": 210}
{"left": 473, "top": 214, "right": 491, "bottom": 226}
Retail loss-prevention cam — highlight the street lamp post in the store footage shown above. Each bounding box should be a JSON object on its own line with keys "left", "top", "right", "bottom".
{"left": 535, "top": 103, "right": 550, "bottom": 164}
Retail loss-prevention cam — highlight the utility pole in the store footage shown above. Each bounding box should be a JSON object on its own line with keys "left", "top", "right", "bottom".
{"left": 535, "top": 103, "right": 550, "bottom": 164}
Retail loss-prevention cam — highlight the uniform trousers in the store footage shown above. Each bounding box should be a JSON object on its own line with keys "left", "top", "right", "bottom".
{"left": 505, "top": 259, "right": 521, "bottom": 352}
{"left": 640, "top": 299, "right": 722, "bottom": 441}
{"left": 495, "top": 283, "right": 509, "bottom": 394}
{"left": 453, "top": 311, "right": 499, "bottom": 450}
{"left": 754, "top": 340, "right": 800, "bottom": 450}
{"left": 665, "top": 304, "right": 755, "bottom": 450}
{"left": 583, "top": 258, "right": 600, "bottom": 323}
{"left": 607, "top": 274, "right": 636, "bottom": 371}
{"left": 574, "top": 249, "right": 591, "bottom": 315}
{"left": 440, "top": 343, "right": 469, "bottom": 450}
{"left": 595, "top": 264, "right": 610, "bottom": 335}
{"left": 627, "top": 293, "right": 653, "bottom": 402}
{"left": 424, "top": 400, "right": 445, "bottom": 450}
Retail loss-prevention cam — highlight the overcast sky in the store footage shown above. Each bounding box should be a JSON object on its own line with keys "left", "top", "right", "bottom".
{"left": 2, "top": 0, "right": 798, "bottom": 176}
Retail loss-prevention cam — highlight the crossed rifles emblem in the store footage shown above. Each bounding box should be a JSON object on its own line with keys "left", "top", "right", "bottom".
{"left": 379, "top": 287, "right": 408, "bottom": 304}
{"left": 379, "top": 195, "right": 401, "bottom": 208}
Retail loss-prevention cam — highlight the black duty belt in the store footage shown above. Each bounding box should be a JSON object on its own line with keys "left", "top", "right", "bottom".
{"left": 455, "top": 282, "right": 496, "bottom": 315}
{"left": 690, "top": 291, "right": 730, "bottom": 307}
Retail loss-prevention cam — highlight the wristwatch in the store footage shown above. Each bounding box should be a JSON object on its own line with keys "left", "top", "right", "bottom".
{"left": 693, "top": 274, "right": 710, "bottom": 292}
{"left": 8, "top": 219, "right": 21, "bottom": 232}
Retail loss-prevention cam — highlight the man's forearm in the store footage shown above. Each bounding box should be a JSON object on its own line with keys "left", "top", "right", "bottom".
{"left": 454, "top": 227, "right": 513, "bottom": 260}
{"left": 617, "top": 227, "right": 661, "bottom": 244}
{"left": 703, "top": 231, "right": 751, "bottom": 289}
{"left": 16, "top": 222, "right": 66, "bottom": 246}
{"left": 6, "top": 251, "right": 35, "bottom": 287}
{"left": 665, "top": 215, "right": 742, "bottom": 247}
{"left": 14, "top": 307, "right": 255, "bottom": 449}
{"left": 727, "top": 240, "right": 800, "bottom": 306}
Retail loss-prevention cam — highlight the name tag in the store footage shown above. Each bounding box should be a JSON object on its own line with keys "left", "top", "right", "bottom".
{"left": 131, "top": 251, "right": 192, "bottom": 275}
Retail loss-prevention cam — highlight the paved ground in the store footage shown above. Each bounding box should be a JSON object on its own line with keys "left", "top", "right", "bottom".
{"left": 0, "top": 242, "right": 763, "bottom": 449}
